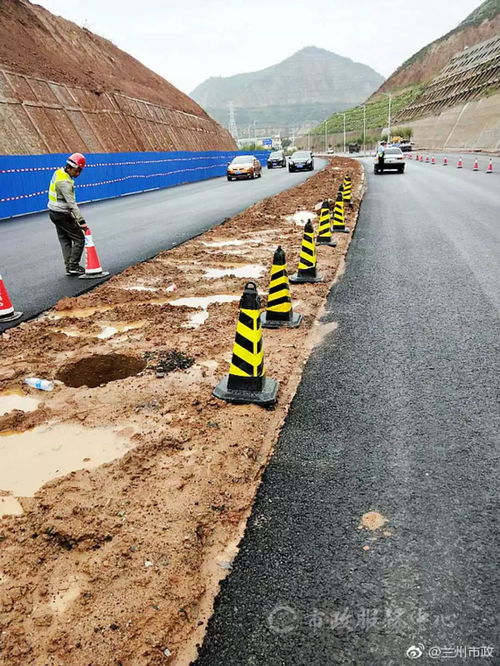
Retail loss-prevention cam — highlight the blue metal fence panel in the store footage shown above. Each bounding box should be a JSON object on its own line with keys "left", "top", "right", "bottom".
{"left": 0, "top": 150, "right": 270, "bottom": 220}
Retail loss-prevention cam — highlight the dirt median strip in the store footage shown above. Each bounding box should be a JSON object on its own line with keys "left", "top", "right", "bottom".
{"left": 0, "top": 158, "right": 364, "bottom": 665}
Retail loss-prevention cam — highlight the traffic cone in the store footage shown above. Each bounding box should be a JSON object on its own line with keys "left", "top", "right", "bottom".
{"left": 486, "top": 159, "right": 493, "bottom": 173}
{"left": 443, "top": 156, "right": 448, "bottom": 166}
{"left": 425, "top": 156, "right": 430, "bottom": 163}
{"left": 316, "top": 200, "right": 337, "bottom": 247}
{"left": 290, "top": 219, "right": 324, "bottom": 283}
{"left": 431, "top": 156, "right": 436, "bottom": 164}
{"left": 342, "top": 175, "right": 352, "bottom": 206}
{"left": 261, "top": 246, "right": 302, "bottom": 329}
{"left": 473, "top": 159, "right": 479, "bottom": 171}
{"left": 420, "top": 155, "right": 423, "bottom": 162}
{"left": 0, "top": 274, "right": 22, "bottom": 323}
{"left": 457, "top": 157, "right": 463, "bottom": 169}
{"left": 213, "top": 281, "right": 278, "bottom": 406}
{"left": 79, "top": 227, "right": 110, "bottom": 280}
{"left": 332, "top": 190, "right": 349, "bottom": 234}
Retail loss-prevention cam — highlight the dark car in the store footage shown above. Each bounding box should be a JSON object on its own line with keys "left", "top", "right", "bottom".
{"left": 288, "top": 150, "right": 314, "bottom": 172}
{"left": 267, "top": 150, "right": 286, "bottom": 168}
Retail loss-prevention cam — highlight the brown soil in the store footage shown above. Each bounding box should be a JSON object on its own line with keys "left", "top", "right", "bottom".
{"left": 0, "top": 1, "right": 235, "bottom": 154}
{"left": 0, "top": 0, "right": 202, "bottom": 114}
{"left": 0, "top": 158, "right": 364, "bottom": 665}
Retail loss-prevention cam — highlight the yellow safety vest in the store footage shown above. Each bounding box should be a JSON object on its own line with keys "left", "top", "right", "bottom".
{"left": 48, "top": 168, "right": 73, "bottom": 203}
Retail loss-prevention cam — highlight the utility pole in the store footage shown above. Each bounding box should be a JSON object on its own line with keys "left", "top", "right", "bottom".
{"left": 362, "top": 105, "right": 366, "bottom": 155}
{"left": 324, "top": 119, "right": 328, "bottom": 153}
{"left": 253, "top": 120, "right": 257, "bottom": 146}
{"left": 343, "top": 114, "right": 346, "bottom": 154}
{"left": 381, "top": 92, "right": 392, "bottom": 143}
{"left": 388, "top": 93, "right": 392, "bottom": 144}
{"left": 228, "top": 101, "right": 238, "bottom": 141}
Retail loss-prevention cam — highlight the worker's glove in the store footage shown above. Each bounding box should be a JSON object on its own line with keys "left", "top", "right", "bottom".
{"left": 79, "top": 220, "right": 88, "bottom": 230}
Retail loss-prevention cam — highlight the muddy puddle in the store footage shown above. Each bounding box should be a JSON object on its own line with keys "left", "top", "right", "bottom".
{"left": 0, "top": 495, "right": 23, "bottom": 516}
{"left": 285, "top": 210, "right": 318, "bottom": 226}
{"left": 0, "top": 423, "right": 135, "bottom": 497}
{"left": 167, "top": 295, "right": 240, "bottom": 328}
{"left": 204, "top": 265, "right": 265, "bottom": 279}
{"left": 202, "top": 238, "right": 265, "bottom": 247}
{"left": 0, "top": 389, "right": 40, "bottom": 416}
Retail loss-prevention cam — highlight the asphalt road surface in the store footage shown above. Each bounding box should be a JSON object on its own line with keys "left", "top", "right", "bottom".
{"left": 196, "top": 158, "right": 500, "bottom": 664}
{"left": 0, "top": 161, "right": 323, "bottom": 329}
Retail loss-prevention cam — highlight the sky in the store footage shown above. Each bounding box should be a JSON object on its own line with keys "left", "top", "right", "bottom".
{"left": 35, "top": 0, "right": 483, "bottom": 94}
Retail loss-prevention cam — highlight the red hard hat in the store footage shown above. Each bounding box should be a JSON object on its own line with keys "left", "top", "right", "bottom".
{"left": 66, "top": 152, "right": 86, "bottom": 169}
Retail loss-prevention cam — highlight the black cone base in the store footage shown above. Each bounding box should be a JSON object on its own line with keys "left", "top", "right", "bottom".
{"left": 213, "top": 375, "right": 279, "bottom": 406}
{"left": 260, "top": 311, "right": 303, "bottom": 329}
{"left": 79, "top": 271, "right": 110, "bottom": 280}
{"left": 316, "top": 237, "right": 337, "bottom": 247}
{"left": 332, "top": 226, "right": 350, "bottom": 234}
{"left": 0, "top": 311, "right": 23, "bottom": 323}
{"left": 289, "top": 271, "right": 324, "bottom": 283}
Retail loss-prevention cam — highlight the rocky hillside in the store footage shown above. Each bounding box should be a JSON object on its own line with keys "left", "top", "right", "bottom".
{"left": 190, "top": 47, "right": 384, "bottom": 137}
{"left": 375, "top": 0, "right": 500, "bottom": 94}
{"left": 0, "top": 0, "right": 235, "bottom": 154}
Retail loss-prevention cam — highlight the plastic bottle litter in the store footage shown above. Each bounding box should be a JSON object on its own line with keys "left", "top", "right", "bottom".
{"left": 24, "top": 377, "right": 54, "bottom": 391}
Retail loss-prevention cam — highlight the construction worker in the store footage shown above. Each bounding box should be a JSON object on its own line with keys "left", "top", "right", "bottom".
{"left": 377, "top": 141, "right": 387, "bottom": 174}
{"left": 48, "top": 153, "right": 88, "bottom": 275}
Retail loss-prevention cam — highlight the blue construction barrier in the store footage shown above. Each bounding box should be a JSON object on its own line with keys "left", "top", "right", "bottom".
{"left": 0, "top": 150, "right": 271, "bottom": 220}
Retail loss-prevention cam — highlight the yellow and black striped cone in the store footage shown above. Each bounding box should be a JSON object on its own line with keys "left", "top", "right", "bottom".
{"left": 342, "top": 175, "right": 352, "bottom": 206}
{"left": 316, "top": 200, "right": 337, "bottom": 247}
{"left": 261, "top": 246, "right": 302, "bottom": 329}
{"left": 290, "top": 219, "right": 324, "bottom": 283}
{"left": 332, "top": 190, "right": 349, "bottom": 233}
{"left": 213, "top": 281, "right": 279, "bottom": 406}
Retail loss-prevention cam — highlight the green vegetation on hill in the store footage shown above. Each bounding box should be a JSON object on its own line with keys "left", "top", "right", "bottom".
{"left": 311, "top": 86, "right": 423, "bottom": 135}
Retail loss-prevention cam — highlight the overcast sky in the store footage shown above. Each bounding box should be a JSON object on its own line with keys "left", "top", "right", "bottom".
{"left": 36, "top": 0, "right": 482, "bottom": 94}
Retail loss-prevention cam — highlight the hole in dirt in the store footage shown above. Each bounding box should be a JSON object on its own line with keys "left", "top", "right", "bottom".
{"left": 56, "top": 354, "right": 146, "bottom": 388}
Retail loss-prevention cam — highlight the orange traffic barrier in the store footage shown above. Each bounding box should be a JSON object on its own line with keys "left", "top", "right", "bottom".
{"left": 79, "top": 228, "right": 110, "bottom": 280}
{"left": 0, "top": 274, "right": 22, "bottom": 323}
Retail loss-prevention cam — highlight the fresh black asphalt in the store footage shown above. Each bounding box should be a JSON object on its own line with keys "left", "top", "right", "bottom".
{"left": 195, "top": 159, "right": 500, "bottom": 665}
{"left": 0, "top": 161, "right": 323, "bottom": 329}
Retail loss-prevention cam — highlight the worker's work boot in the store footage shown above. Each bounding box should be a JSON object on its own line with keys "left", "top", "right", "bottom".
{"left": 66, "top": 265, "right": 85, "bottom": 276}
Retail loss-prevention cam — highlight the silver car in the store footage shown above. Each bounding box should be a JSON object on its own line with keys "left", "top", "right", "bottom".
{"left": 374, "top": 146, "right": 405, "bottom": 174}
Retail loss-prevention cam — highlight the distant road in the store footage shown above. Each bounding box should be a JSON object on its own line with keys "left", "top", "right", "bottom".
{"left": 196, "top": 154, "right": 500, "bottom": 665}
{"left": 0, "top": 162, "right": 325, "bottom": 328}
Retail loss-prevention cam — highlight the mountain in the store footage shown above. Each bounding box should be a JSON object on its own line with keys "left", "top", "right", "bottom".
{"left": 0, "top": 0, "right": 235, "bottom": 153}
{"left": 190, "top": 47, "right": 384, "bottom": 137}
{"left": 375, "top": 0, "right": 500, "bottom": 94}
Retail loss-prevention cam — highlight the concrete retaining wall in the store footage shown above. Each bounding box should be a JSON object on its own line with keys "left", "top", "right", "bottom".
{"left": 408, "top": 92, "right": 500, "bottom": 151}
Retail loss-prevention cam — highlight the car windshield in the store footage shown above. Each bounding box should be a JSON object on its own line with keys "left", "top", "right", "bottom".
{"left": 231, "top": 156, "right": 253, "bottom": 164}
{"left": 384, "top": 148, "right": 403, "bottom": 155}
{"left": 269, "top": 152, "right": 282, "bottom": 158}
{"left": 292, "top": 152, "right": 310, "bottom": 159}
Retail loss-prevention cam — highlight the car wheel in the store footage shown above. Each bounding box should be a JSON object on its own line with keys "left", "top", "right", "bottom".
{"left": 227, "top": 176, "right": 232, "bottom": 181}
{"left": 374, "top": 166, "right": 378, "bottom": 174}
{"left": 258, "top": 171, "right": 262, "bottom": 178}
{"left": 288, "top": 168, "right": 293, "bottom": 172}
{"left": 267, "top": 165, "right": 271, "bottom": 169}
{"left": 398, "top": 166, "right": 405, "bottom": 173}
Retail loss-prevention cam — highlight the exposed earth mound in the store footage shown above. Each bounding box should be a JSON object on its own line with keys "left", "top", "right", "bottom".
{"left": 0, "top": 0, "right": 235, "bottom": 153}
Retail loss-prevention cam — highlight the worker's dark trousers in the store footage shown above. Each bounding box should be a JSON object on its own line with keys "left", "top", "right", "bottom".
{"left": 49, "top": 211, "right": 85, "bottom": 269}
{"left": 378, "top": 156, "right": 385, "bottom": 171}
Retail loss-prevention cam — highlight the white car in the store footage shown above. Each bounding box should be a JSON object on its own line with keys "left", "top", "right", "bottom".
{"left": 374, "top": 146, "right": 405, "bottom": 174}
